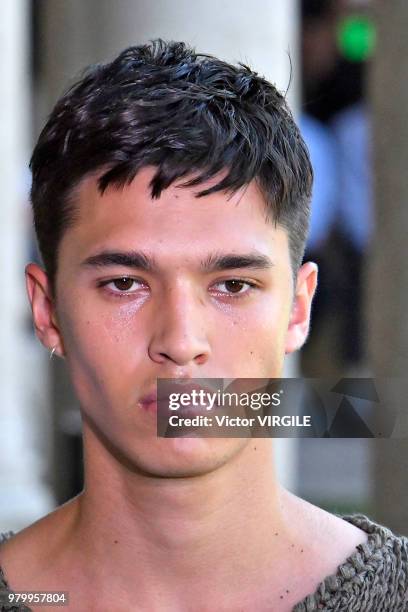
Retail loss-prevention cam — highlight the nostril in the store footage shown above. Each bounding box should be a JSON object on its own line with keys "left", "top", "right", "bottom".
{"left": 194, "top": 353, "right": 207, "bottom": 365}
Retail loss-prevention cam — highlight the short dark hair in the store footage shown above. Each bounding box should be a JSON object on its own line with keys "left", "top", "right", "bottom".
{"left": 30, "top": 39, "right": 313, "bottom": 296}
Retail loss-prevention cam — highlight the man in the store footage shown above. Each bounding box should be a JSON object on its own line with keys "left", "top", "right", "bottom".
{"left": 0, "top": 40, "right": 407, "bottom": 611}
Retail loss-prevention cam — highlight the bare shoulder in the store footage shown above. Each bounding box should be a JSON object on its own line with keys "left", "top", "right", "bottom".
{"left": 0, "top": 495, "right": 81, "bottom": 587}
{"left": 280, "top": 487, "right": 369, "bottom": 572}
{"left": 311, "top": 503, "right": 369, "bottom": 555}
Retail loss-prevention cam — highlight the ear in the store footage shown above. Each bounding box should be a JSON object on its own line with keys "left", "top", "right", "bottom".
{"left": 25, "top": 263, "right": 65, "bottom": 358}
{"left": 285, "top": 261, "right": 318, "bottom": 354}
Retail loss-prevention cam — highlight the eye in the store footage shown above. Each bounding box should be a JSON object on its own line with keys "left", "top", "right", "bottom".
{"left": 212, "top": 279, "right": 257, "bottom": 297}
{"left": 98, "top": 277, "right": 148, "bottom": 296}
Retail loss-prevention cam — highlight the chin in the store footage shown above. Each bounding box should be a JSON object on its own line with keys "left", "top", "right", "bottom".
{"left": 128, "top": 436, "right": 249, "bottom": 479}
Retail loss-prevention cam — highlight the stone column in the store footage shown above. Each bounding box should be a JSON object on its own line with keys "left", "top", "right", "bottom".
{"left": 368, "top": 0, "right": 408, "bottom": 533}
{"left": 0, "top": 0, "right": 54, "bottom": 531}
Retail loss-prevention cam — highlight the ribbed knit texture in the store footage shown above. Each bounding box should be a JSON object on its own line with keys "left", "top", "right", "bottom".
{"left": 1, "top": 514, "right": 407, "bottom": 611}
{"left": 293, "top": 514, "right": 408, "bottom": 611}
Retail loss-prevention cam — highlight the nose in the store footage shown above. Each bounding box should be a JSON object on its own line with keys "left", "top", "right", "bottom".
{"left": 148, "top": 284, "right": 211, "bottom": 367}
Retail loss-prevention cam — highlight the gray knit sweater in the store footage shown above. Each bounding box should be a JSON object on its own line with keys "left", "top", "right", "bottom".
{"left": 0, "top": 514, "right": 407, "bottom": 611}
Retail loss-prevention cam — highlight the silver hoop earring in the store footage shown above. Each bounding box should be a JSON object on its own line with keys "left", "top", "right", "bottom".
{"left": 49, "top": 347, "right": 57, "bottom": 360}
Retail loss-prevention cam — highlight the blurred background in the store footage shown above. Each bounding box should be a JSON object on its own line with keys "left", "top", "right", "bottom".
{"left": 1, "top": 0, "right": 408, "bottom": 535}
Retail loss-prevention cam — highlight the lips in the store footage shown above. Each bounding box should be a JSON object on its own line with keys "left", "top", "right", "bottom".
{"left": 140, "top": 391, "right": 158, "bottom": 405}
{"left": 139, "top": 380, "right": 221, "bottom": 413}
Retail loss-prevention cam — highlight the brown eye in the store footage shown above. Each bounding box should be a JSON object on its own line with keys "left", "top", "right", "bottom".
{"left": 98, "top": 276, "right": 148, "bottom": 298}
{"left": 224, "top": 280, "right": 245, "bottom": 293}
{"left": 112, "top": 277, "right": 135, "bottom": 291}
{"left": 212, "top": 279, "right": 257, "bottom": 297}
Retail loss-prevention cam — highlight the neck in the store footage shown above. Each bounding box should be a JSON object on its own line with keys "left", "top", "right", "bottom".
{"left": 68, "top": 425, "right": 297, "bottom": 608}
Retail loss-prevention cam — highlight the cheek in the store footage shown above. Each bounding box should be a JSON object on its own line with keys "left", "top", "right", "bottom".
{"left": 56, "top": 299, "right": 138, "bottom": 412}
{"left": 220, "top": 297, "right": 291, "bottom": 375}
{"left": 58, "top": 290, "right": 147, "bottom": 359}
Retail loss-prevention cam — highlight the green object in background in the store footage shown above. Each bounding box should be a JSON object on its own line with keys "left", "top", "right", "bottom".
{"left": 337, "top": 15, "right": 376, "bottom": 62}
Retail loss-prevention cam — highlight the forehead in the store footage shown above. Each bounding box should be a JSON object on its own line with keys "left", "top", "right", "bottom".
{"left": 62, "top": 166, "right": 290, "bottom": 264}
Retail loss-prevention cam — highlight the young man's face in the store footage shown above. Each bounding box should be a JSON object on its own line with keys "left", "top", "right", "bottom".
{"left": 26, "top": 166, "right": 316, "bottom": 478}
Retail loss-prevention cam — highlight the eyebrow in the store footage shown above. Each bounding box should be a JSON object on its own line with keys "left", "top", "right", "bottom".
{"left": 80, "top": 250, "right": 274, "bottom": 273}
{"left": 81, "top": 251, "right": 157, "bottom": 272}
{"left": 200, "top": 252, "right": 274, "bottom": 272}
